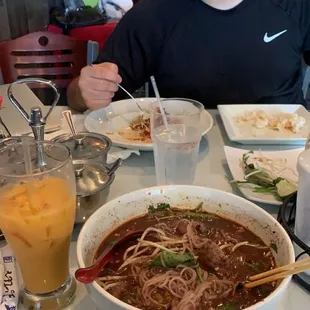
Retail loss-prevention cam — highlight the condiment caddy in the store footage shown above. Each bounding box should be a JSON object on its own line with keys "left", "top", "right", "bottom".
{"left": 5, "top": 78, "right": 122, "bottom": 223}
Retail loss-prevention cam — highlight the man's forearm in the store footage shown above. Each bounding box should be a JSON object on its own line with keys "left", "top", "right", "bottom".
{"left": 66, "top": 77, "right": 88, "bottom": 112}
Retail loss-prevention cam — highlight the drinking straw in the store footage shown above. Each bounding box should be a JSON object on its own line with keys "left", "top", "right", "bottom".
{"left": 22, "top": 137, "right": 33, "bottom": 176}
{"left": 22, "top": 137, "right": 37, "bottom": 213}
{"left": 150, "top": 76, "right": 169, "bottom": 130}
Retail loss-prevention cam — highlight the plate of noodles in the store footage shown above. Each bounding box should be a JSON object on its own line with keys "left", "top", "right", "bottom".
{"left": 84, "top": 98, "right": 213, "bottom": 151}
{"left": 77, "top": 185, "right": 294, "bottom": 310}
{"left": 218, "top": 104, "right": 310, "bottom": 145}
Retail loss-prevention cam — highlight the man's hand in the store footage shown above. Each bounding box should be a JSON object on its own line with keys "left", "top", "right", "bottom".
{"left": 78, "top": 63, "right": 122, "bottom": 110}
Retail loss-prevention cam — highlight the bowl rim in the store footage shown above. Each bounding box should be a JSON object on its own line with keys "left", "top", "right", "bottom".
{"left": 76, "top": 185, "right": 295, "bottom": 310}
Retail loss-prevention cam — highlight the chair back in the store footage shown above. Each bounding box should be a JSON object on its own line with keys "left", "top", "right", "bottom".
{"left": 0, "top": 31, "right": 88, "bottom": 89}
{"left": 303, "top": 66, "right": 310, "bottom": 100}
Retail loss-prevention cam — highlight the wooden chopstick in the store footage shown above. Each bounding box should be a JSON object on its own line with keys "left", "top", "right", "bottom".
{"left": 244, "top": 258, "right": 310, "bottom": 289}
{"left": 249, "top": 257, "right": 310, "bottom": 281}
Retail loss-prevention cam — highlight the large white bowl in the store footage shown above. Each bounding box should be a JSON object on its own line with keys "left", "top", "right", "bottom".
{"left": 76, "top": 186, "right": 295, "bottom": 310}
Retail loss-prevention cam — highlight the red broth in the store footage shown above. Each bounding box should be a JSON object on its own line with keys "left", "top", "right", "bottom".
{"left": 94, "top": 208, "right": 276, "bottom": 310}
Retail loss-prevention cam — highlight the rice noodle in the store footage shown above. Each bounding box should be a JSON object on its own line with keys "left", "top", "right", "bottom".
{"left": 118, "top": 254, "right": 155, "bottom": 271}
{"left": 176, "top": 280, "right": 234, "bottom": 309}
{"left": 220, "top": 230, "right": 238, "bottom": 244}
{"left": 133, "top": 227, "right": 167, "bottom": 255}
{"left": 232, "top": 241, "right": 269, "bottom": 252}
{"left": 137, "top": 239, "right": 178, "bottom": 253}
{"left": 219, "top": 243, "right": 233, "bottom": 250}
{"left": 99, "top": 217, "right": 271, "bottom": 309}
{"left": 103, "top": 282, "right": 119, "bottom": 291}
{"left": 243, "top": 243, "right": 269, "bottom": 250}
{"left": 232, "top": 241, "right": 249, "bottom": 252}
{"left": 123, "top": 246, "right": 149, "bottom": 262}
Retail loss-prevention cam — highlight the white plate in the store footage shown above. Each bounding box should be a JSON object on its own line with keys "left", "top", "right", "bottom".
{"left": 224, "top": 146, "right": 303, "bottom": 205}
{"left": 84, "top": 98, "right": 213, "bottom": 151}
{"left": 218, "top": 104, "right": 310, "bottom": 145}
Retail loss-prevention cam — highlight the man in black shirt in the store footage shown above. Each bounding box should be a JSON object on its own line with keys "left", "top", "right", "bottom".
{"left": 67, "top": 0, "right": 310, "bottom": 111}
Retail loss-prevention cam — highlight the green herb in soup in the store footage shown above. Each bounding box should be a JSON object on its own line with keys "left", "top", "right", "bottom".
{"left": 148, "top": 203, "right": 171, "bottom": 213}
{"left": 94, "top": 207, "right": 276, "bottom": 310}
{"left": 150, "top": 251, "right": 197, "bottom": 268}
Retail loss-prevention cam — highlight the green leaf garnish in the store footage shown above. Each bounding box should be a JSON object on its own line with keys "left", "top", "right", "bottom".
{"left": 246, "top": 261, "right": 261, "bottom": 272}
{"left": 217, "top": 303, "right": 239, "bottom": 310}
{"left": 273, "top": 177, "right": 284, "bottom": 185}
{"left": 150, "top": 251, "right": 196, "bottom": 268}
{"left": 270, "top": 243, "right": 278, "bottom": 253}
{"left": 252, "top": 186, "right": 277, "bottom": 193}
{"left": 183, "top": 211, "right": 215, "bottom": 221}
{"left": 196, "top": 267, "right": 204, "bottom": 283}
{"left": 148, "top": 203, "right": 171, "bottom": 213}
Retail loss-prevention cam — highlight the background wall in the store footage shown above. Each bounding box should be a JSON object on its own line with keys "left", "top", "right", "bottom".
{"left": 0, "top": 0, "right": 62, "bottom": 42}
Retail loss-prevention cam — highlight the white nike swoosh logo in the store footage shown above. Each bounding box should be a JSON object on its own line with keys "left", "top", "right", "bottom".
{"left": 264, "top": 29, "right": 287, "bottom": 43}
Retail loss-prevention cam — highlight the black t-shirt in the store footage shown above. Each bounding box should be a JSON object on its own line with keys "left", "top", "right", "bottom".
{"left": 95, "top": 0, "right": 310, "bottom": 109}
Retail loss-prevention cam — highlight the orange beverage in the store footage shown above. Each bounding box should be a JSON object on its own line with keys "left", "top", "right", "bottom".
{"left": 0, "top": 176, "right": 76, "bottom": 294}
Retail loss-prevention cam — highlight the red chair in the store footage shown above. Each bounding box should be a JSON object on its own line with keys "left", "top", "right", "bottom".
{"left": 47, "top": 22, "right": 118, "bottom": 51}
{"left": 0, "top": 31, "right": 90, "bottom": 105}
{"left": 0, "top": 31, "right": 88, "bottom": 88}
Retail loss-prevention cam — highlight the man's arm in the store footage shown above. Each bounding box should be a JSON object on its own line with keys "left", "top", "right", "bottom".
{"left": 67, "top": 0, "right": 186, "bottom": 111}
{"left": 67, "top": 0, "right": 166, "bottom": 111}
{"left": 67, "top": 63, "right": 121, "bottom": 111}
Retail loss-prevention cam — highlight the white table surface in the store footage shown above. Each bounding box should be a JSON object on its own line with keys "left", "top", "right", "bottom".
{"left": 67, "top": 109, "right": 310, "bottom": 309}
{"left": 1, "top": 100, "right": 309, "bottom": 309}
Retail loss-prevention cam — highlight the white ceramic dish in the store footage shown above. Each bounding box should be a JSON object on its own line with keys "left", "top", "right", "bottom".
{"left": 84, "top": 98, "right": 213, "bottom": 151}
{"left": 77, "top": 185, "right": 294, "bottom": 310}
{"left": 218, "top": 104, "right": 310, "bottom": 145}
{"left": 224, "top": 146, "right": 303, "bottom": 205}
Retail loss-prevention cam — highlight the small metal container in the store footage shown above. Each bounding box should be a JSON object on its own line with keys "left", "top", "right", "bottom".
{"left": 74, "top": 162, "right": 116, "bottom": 223}
{"left": 52, "top": 132, "right": 112, "bottom": 164}
{"left": 52, "top": 132, "right": 119, "bottom": 223}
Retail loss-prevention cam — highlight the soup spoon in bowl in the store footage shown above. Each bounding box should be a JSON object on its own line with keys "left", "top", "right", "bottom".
{"left": 75, "top": 230, "right": 144, "bottom": 284}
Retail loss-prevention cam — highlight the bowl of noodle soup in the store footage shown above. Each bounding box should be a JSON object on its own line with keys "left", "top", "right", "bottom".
{"left": 76, "top": 186, "right": 294, "bottom": 310}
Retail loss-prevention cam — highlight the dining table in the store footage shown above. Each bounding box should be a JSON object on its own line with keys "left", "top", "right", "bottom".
{"left": 64, "top": 109, "right": 310, "bottom": 309}
{"left": 1, "top": 88, "right": 310, "bottom": 308}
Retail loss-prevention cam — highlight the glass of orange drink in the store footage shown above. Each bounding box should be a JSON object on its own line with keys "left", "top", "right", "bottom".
{"left": 0, "top": 137, "right": 76, "bottom": 309}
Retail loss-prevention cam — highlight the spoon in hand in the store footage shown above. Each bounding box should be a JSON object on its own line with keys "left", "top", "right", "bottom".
{"left": 75, "top": 230, "right": 143, "bottom": 284}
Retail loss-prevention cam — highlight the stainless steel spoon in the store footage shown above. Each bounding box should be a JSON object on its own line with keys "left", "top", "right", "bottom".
{"left": 62, "top": 110, "right": 85, "bottom": 145}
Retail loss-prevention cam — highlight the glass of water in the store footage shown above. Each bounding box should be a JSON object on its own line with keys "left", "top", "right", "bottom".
{"left": 150, "top": 98, "right": 203, "bottom": 185}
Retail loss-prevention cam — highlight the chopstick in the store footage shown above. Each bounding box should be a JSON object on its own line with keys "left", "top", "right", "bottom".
{"left": 244, "top": 258, "right": 310, "bottom": 289}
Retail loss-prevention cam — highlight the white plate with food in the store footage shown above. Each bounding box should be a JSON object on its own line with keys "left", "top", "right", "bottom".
{"left": 225, "top": 146, "right": 303, "bottom": 205}
{"left": 77, "top": 185, "right": 294, "bottom": 310}
{"left": 84, "top": 98, "right": 213, "bottom": 151}
{"left": 218, "top": 104, "right": 310, "bottom": 145}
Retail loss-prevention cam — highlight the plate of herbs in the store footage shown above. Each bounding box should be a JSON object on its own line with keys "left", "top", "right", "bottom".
{"left": 224, "top": 146, "right": 303, "bottom": 205}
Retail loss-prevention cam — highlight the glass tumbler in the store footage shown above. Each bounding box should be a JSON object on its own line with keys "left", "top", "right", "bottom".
{"left": 150, "top": 98, "right": 203, "bottom": 185}
{"left": 0, "top": 137, "right": 76, "bottom": 310}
